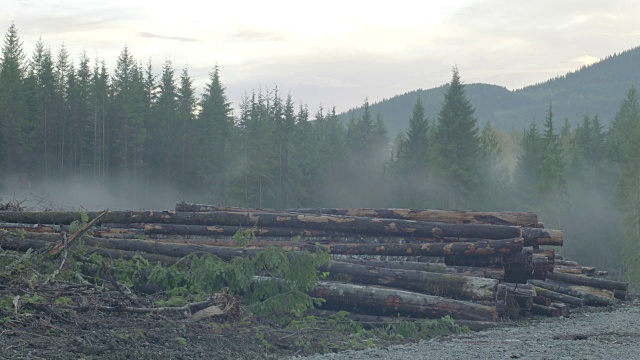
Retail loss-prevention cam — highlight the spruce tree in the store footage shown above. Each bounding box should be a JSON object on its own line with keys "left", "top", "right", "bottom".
{"left": 0, "top": 23, "right": 29, "bottom": 175}
{"left": 539, "top": 104, "right": 568, "bottom": 226}
{"left": 176, "top": 66, "right": 196, "bottom": 194}
{"left": 609, "top": 87, "right": 640, "bottom": 288}
{"left": 432, "top": 67, "right": 481, "bottom": 209}
{"left": 514, "top": 122, "right": 543, "bottom": 209}
{"left": 197, "top": 66, "right": 235, "bottom": 202}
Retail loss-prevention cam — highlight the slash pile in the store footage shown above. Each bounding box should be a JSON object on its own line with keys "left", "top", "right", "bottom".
{"left": 0, "top": 203, "right": 629, "bottom": 325}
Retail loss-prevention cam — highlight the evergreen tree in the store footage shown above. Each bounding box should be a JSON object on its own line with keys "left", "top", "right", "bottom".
{"left": 392, "top": 96, "right": 433, "bottom": 207}
{"left": 539, "top": 105, "right": 568, "bottom": 226}
{"left": 514, "top": 122, "right": 543, "bottom": 209}
{"left": 609, "top": 87, "right": 640, "bottom": 288}
{"left": 478, "top": 122, "right": 514, "bottom": 210}
{"left": 396, "top": 96, "right": 429, "bottom": 170}
{"left": 196, "top": 65, "right": 234, "bottom": 202}
{"left": 0, "top": 23, "right": 29, "bottom": 175}
{"left": 176, "top": 66, "right": 196, "bottom": 194}
{"left": 148, "top": 59, "right": 177, "bottom": 180}
{"left": 432, "top": 67, "right": 481, "bottom": 209}
{"left": 26, "top": 38, "right": 56, "bottom": 180}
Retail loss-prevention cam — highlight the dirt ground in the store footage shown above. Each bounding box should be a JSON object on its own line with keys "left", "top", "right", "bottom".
{"left": 0, "top": 275, "right": 448, "bottom": 360}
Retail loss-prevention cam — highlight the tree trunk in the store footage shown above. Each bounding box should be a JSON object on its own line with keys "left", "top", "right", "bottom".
{"left": 546, "top": 272, "right": 628, "bottom": 292}
{"left": 529, "top": 285, "right": 585, "bottom": 307}
{"left": 309, "top": 280, "right": 497, "bottom": 321}
{"left": 323, "top": 261, "right": 498, "bottom": 301}
{"left": 321, "top": 238, "right": 524, "bottom": 257}
{"left": 0, "top": 210, "right": 525, "bottom": 240}
{"left": 531, "top": 304, "right": 560, "bottom": 317}
{"left": 528, "top": 279, "right": 616, "bottom": 306}
{"left": 175, "top": 203, "right": 539, "bottom": 227}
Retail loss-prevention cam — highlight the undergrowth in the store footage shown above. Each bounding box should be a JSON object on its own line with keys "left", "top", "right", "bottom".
{"left": 0, "top": 227, "right": 470, "bottom": 356}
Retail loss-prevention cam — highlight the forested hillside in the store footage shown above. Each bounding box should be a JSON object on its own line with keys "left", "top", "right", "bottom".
{"left": 1, "top": 23, "right": 640, "bottom": 289}
{"left": 345, "top": 47, "right": 640, "bottom": 135}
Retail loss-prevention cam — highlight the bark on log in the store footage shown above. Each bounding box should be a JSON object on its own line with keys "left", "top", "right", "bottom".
{"left": 175, "top": 203, "right": 539, "bottom": 227}
{"left": 533, "top": 296, "right": 552, "bottom": 306}
{"left": 531, "top": 304, "right": 560, "bottom": 317}
{"left": 528, "top": 280, "right": 616, "bottom": 306}
{"left": 309, "top": 280, "right": 497, "bottom": 321}
{"left": 322, "top": 238, "right": 524, "bottom": 257}
{"left": 324, "top": 261, "right": 498, "bottom": 301}
{"left": 551, "top": 302, "right": 570, "bottom": 317}
{"left": 546, "top": 272, "right": 628, "bottom": 292}
{"left": 521, "top": 228, "right": 563, "bottom": 247}
{"left": 0, "top": 235, "right": 179, "bottom": 265}
{"left": 0, "top": 210, "right": 525, "bottom": 240}
{"left": 529, "top": 285, "right": 584, "bottom": 307}
{"left": 553, "top": 265, "right": 596, "bottom": 276}
{"left": 328, "top": 258, "right": 449, "bottom": 273}
{"left": 555, "top": 260, "right": 579, "bottom": 267}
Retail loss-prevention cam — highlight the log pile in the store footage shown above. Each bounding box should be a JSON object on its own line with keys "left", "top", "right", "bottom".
{"left": 0, "top": 203, "right": 631, "bottom": 325}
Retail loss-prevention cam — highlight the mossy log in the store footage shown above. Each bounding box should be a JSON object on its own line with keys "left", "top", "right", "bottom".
{"left": 323, "top": 261, "right": 498, "bottom": 301}
{"left": 309, "top": 280, "right": 497, "bottom": 321}
{"left": 175, "top": 203, "right": 539, "bottom": 227}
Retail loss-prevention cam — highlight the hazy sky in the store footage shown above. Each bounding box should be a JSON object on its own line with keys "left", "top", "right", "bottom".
{"left": 3, "top": 0, "right": 640, "bottom": 114}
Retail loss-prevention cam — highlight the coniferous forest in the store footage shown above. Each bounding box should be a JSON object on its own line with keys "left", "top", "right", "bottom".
{"left": 1, "top": 24, "right": 640, "bottom": 289}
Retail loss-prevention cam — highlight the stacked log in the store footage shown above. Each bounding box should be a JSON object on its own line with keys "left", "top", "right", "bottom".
{"left": 0, "top": 203, "right": 630, "bottom": 324}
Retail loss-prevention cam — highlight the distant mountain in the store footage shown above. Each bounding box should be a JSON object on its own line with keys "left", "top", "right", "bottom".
{"left": 341, "top": 46, "right": 640, "bottom": 134}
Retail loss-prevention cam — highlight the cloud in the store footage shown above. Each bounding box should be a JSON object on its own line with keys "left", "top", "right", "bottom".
{"left": 137, "top": 32, "right": 199, "bottom": 42}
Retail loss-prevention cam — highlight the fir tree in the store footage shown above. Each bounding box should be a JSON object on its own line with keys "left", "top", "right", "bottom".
{"left": 0, "top": 23, "right": 29, "bottom": 175}
{"left": 609, "top": 87, "right": 640, "bottom": 288}
{"left": 432, "top": 66, "right": 481, "bottom": 209}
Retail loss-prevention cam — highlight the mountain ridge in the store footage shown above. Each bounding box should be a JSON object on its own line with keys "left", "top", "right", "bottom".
{"left": 341, "top": 46, "right": 640, "bottom": 134}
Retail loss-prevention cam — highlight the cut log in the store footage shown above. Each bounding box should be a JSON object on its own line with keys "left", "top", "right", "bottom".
{"left": 521, "top": 227, "right": 563, "bottom": 247}
{"left": 531, "top": 304, "right": 560, "bottom": 317}
{"left": 529, "top": 285, "right": 584, "bottom": 307}
{"left": 551, "top": 302, "right": 570, "bottom": 317}
{"left": 528, "top": 280, "right": 616, "bottom": 306}
{"left": 324, "top": 261, "right": 498, "bottom": 301}
{"left": 0, "top": 222, "right": 61, "bottom": 233}
{"left": 308, "top": 280, "right": 497, "bottom": 321}
{"left": 175, "top": 203, "right": 539, "bottom": 227}
{"left": 555, "top": 260, "right": 579, "bottom": 267}
{"left": 546, "top": 272, "right": 628, "bottom": 292}
{"left": 322, "top": 238, "right": 524, "bottom": 257}
{"left": 533, "top": 296, "right": 552, "bottom": 306}
{"left": 328, "top": 258, "right": 449, "bottom": 273}
{"left": 554, "top": 265, "right": 596, "bottom": 275}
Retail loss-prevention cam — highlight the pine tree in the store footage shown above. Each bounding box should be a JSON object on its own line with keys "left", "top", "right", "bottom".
{"left": 397, "top": 96, "right": 429, "bottom": 171}
{"left": 432, "top": 66, "right": 481, "bottom": 209}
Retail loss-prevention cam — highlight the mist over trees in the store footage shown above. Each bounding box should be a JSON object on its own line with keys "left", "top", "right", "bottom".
{"left": 1, "top": 24, "right": 640, "bottom": 289}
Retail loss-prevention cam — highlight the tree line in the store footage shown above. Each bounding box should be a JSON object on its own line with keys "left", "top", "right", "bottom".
{"left": 1, "top": 23, "right": 639, "bottom": 288}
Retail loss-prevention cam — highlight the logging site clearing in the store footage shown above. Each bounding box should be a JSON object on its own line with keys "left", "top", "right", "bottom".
{"left": 0, "top": 199, "right": 637, "bottom": 359}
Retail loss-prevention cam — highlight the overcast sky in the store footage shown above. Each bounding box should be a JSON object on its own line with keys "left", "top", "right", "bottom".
{"left": 3, "top": 0, "right": 640, "bottom": 114}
